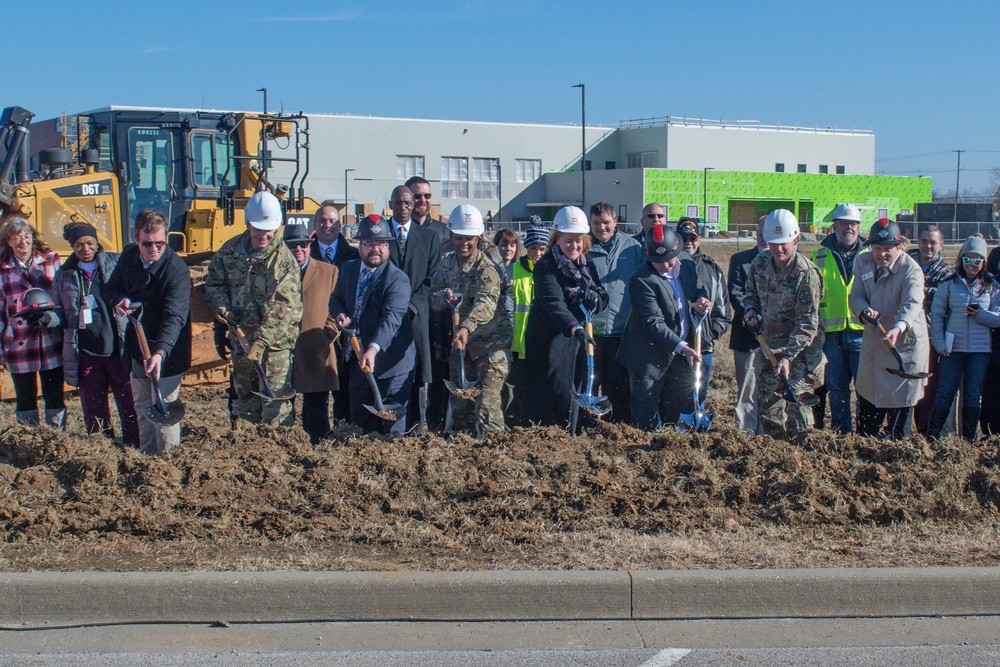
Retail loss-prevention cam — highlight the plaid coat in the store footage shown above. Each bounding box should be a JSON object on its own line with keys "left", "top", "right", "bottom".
{"left": 0, "top": 251, "right": 64, "bottom": 373}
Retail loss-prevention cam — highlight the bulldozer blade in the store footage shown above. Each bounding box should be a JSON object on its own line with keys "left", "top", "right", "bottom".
{"left": 573, "top": 391, "right": 612, "bottom": 417}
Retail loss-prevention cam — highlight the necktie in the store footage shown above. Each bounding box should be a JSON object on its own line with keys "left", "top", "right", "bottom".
{"left": 324, "top": 246, "right": 334, "bottom": 263}
{"left": 397, "top": 225, "right": 406, "bottom": 261}
{"left": 355, "top": 267, "right": 373, "bottom": 320}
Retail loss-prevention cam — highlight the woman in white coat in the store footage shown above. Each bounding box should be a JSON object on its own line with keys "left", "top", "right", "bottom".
{"left": 848, "top": 218, "right": 928, "bottom": 439}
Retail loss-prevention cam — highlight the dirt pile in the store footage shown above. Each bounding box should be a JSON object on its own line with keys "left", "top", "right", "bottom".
{"left": 1, "top": 385, "right": 999, "bottom": 571}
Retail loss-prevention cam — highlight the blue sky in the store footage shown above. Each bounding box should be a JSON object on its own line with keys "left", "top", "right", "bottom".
{"left": 17, "top": 0, "right": 1000, "bottom": 193}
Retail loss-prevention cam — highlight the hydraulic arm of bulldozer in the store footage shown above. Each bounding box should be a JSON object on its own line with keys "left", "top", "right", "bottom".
{"left": 0, "top": 106, "right": 35, "bottom": 209}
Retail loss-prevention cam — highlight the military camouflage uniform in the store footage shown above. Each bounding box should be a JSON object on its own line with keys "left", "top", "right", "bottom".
{"left": 429, "top": 241, "right": 512, "bottom": 434}
{"left": 745, "top": 249, "right": 825, "bottom": 438}
{"left": 204, "top": 231, "right": 303, "bottom": 425}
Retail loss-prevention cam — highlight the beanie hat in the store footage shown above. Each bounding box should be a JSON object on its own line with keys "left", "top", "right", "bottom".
{"left": 63, "top": 222, "right": 98, "bottom": 246}
{"left": 523, "top": 226, "right": 549, "bottom": 248}
{"left": 961, "top": 234, "right": 988, "bottom": 259}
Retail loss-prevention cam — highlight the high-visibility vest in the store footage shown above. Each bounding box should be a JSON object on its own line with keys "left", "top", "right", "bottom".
{"left": 511, "top": 259, "right": 534, "bottom": 356}
{"left": 812, "top": 245, "right": 866, "bottom": 332}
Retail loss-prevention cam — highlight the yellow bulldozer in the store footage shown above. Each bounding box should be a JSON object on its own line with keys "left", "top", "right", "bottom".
{"left": 0, "top": 105, "right": 323, "bottom": 396}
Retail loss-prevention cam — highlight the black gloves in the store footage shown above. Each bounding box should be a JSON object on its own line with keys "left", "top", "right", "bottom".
{"left": 572, "top": 325, "right": 596, "bottom": 348}
{"left": 213, "top": 320, "right": 230, "bottom": 360}
{"left": 580, "top": 289, "right": 601, "bottom": 312}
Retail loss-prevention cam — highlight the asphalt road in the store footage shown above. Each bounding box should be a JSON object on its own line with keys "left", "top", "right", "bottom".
{"left": 2, "top": 618, "right": 999, "bottom": 666}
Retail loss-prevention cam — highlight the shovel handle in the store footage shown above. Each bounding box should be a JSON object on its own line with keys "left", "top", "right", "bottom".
{"left": 349, "top": 334, "right": 373, "bottom": 373}
{"left": 584, "top": 320, "right": 595, "bottom": 356}
{"left": 755, "top": 334, "right": 779, "bottom": 368}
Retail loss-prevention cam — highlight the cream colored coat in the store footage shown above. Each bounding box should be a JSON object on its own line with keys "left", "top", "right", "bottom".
{"left": 848, "top": 250, "right": 928, "bottom": 408}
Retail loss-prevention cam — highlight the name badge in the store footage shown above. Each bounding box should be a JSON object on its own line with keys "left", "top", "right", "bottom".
{"left": 862, "top": 271, "right": 874, "bottom": 281}
{"left": 84, "top": 294, "right": 96, "bottom": 310}
{"left": 80, "top": 308, "right": 93, "bottom": 328}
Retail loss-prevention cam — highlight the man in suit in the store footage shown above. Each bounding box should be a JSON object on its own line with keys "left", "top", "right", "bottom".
{"left": 285, "top": 223, "right": 340, "bottom": 444}
{"left": 386, "top": 184, "right": 442, "bottom": 433}
{"left": 727, "top": 216, "right": 768, "bottom": 434}
{"left": 617, "top": 224, "right": 710, "bottom": 430}
{"left": 330, "top": 215, "right": 415, "bottom": 437}
{"left": 312, "top": 204, "right": 359, "bottom": 423}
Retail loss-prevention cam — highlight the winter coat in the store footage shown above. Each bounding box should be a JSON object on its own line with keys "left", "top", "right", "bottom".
{"left": 587, "top": 232, "right": 644, "bottom": 337}
{"left": 0, "top": 251, "right": 63, "bottom": 374}
{"left": 727, "top": 245, "right": 761, "bottom": 353}
{"left": 51, "top": 250, "right": 126, "bottom": 387}
{"left": 929, "top": 273, "right": 1000, "bottom": 355}
{"left": 522, "top": 248, "right": 608, "bottom": 427}
{"left": 681, "top": 250, "right": 731, "bottom": 353}
{"left": 907, "top": 249, "right": 955, "bottom": 320}
{"left": 849, "top": 251, "right": 928, "bottom": 408}
{"left": 291, "top": 259, "right": 340, "bottom": 394}
{"left": 104, "top": 244, "right": 192, "bottom": 379}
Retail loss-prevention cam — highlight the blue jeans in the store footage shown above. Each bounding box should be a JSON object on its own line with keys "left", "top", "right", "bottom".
{"left": 932, "top": 351, "right": 991, "bottom": 412}
{"left": 823, "top": 330, "right": 863, "bottom": 434}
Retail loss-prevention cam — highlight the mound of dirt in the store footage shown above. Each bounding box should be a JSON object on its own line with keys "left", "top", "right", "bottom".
{"left": 1, "top": 384, "right": 1000, "bottom": 572}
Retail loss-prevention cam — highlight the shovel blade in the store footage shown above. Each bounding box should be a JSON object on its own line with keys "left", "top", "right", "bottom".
{"left": 678, "top": 412, "right": 696, "bottom": 433}
{"left": 574, "top": 391, "right": 612, "bottom": 417}
{"left": 364, "top": 402, "right": 404, "bottom": 421}
{"left": 886, "top": 367, "right": 932, "bottom": 380}
{"left": 143, "top": 401, "right": 184, "bottom": 427}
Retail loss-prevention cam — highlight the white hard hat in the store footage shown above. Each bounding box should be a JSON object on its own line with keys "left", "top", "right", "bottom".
{"left": 553, "top": 206, "right": 589, "bottom": 234}
{"left": 831, "top": 203, "right": 862, "bottom": 223}
{"left": 447, "top": 204, "right": 485, "bottom": 236}
{"left": 762, "top": 209, "right": 800, "bottom": 244}
{"left": 245, "top": 191, "right": 283, "bottom": 231}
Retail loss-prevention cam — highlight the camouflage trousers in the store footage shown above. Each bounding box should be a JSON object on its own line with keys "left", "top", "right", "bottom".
{"left": 755, "top": 348, "right": 825, "bottom": 439}
{"left": 232, "top": 348, "right": 294, "bottom": 426}
{"left": 449, "top": 347, "right": 510, "bottom": 434}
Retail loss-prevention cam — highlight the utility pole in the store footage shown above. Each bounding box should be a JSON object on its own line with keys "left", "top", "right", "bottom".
{"left": 572, "top": 83, "right": 586, "bottom": 209}
{"left": 344, "top": 168, "right": 355, "bottom": 222}
{"left": 703, "top": 167, "right": 714, "bottom": 222}
{"left": 953, "top": 149, "right": 963, "bottom": 241}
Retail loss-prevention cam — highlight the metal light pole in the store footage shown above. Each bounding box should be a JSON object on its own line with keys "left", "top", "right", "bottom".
{"left": 344, "top": 168, "right": 355, "bottom": 222}
{"left": 953, "top": 149, "right": 963, "bottom": 241}
{"left": 703, "top": 167, "right": 714, "bottom": 222}
{"left": 572, "top": 83, "right": 586, "bottom": 209}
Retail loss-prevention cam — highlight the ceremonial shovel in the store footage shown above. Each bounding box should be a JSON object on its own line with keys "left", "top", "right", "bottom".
{"left": 218, "top": 314, "right": 295, "bottom": 401}
{"left": 443, "top": 294, "right": 483, "bottom": 401}
{"left": 679, "top": 311, "right": 713, "bottom": 432}
{"left": 858, "top": 311, "right": 932, "bottom": 380}
{"left": 125, "top": 303, "right": 185, "bottom": 426}
{"left": 345, "top": 328, "right": 403, "bottom": 421}
{"left": 748, "top": 319, "right": 820, "bottom": 407}
{"left": 572, "top": 303, "right": 612, "bottom": 417}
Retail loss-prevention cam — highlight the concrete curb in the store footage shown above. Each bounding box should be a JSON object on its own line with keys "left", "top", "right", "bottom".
{"left": 1, "top": 567, "right": 998, "bottom": 625}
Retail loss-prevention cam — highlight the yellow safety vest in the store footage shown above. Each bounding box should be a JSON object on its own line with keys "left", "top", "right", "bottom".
{"left": 812, "top": 245, "right": 866, "bottom": 332}
{"left": 511, "top": 259, "right": 534, "bottom": 356}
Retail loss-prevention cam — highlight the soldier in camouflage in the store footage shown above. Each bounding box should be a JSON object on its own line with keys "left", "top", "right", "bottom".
{"left": 204, "top": 191, "right": 303, "bottom": 426}
{"left": 744, "top": 210, "right": 825, "bottom": 438}
{"left": 429, "top": 205, "right": 512, "bottom": 434}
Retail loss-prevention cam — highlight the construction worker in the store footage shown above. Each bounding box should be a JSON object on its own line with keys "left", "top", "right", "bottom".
{"left": 677, "top": 217, "right": 731, "bottom": 414}
{"left": 429, "top": 204, "right": 512, "bottom": 434}
{"left": 908, "top": 224, "right": 956, "bottom": 435}
{"left": 617, "top": 224, "right": 710, "bottom": 430}
{"left": 205, "top": 191, "right": 303, "bottom": 426}
{"left": 744, "top": 209, "right": 825, "bottom": 439}
{"left": 507, "top": 226, "right": 548, "bottom": 426}
{"left": 588, "top": 201, "right": 644, "bottom": 424}
{"left": 811, "top": 203, "right": 866, "bottom": 434}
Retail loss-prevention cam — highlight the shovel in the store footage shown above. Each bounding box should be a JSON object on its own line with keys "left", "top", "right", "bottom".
{"left": 217, "top": 314, "right": 296, "bottom": 401}
{"left": 125, "top": 303, "right": 185, "bottom": 426}
{"left": 748, "top": 319, "right": 820, "bottom": 407}
{"left": 859, "top": 311, "right": 932, "bottom": 380}
{"left": 571, "top": 303, "right": 611, "bottom": 417}
{"left": 679, "top": 311, "right": 713, "bottom": 432}
{"left": 345, "top": 327, "right": 403, "bottom": 422}
{"left": 443, "top": 294, "right": 483, "bottom": 401}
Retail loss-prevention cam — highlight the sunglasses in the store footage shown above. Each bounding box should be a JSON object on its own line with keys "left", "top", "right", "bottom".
{"left": 140, "top": 240, "right": 167, "bottom": 250}
{"left": 285, "top": 241, "right": 312, "bottom": 249}
{"left": 412, "top": 193, "right": 432, "bottom": 200}
{"left": 962, "top": 256, "right": 984, "bottom": 266}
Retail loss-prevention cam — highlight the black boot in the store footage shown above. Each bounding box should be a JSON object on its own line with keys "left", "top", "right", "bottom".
{"left": 962, "top": 407, "right": 981, "bottom": 441}
{"left": 927, "top": 406, "right": 950, "bottom": 440}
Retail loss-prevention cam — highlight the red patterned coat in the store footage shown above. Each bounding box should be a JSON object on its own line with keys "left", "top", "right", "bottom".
{"left": 0, "top": 251, "right": 64, "bottom": 373}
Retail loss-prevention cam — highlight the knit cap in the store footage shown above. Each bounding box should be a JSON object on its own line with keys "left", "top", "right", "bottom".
{"left": 524, "top": 226, "right": 549, "bottom": 248}
{"left": 961, "top": 234, "right": 988, "bottom": 259}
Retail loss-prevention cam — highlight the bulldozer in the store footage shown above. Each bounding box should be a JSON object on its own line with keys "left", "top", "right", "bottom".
{"left": 0, "top": 105, "right": 323, "bottom": 396}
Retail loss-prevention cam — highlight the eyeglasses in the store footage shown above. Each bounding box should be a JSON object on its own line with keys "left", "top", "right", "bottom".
{"left": 140, "top": 240, "right": 167, "bottom": 250}
{"left": 285, "top": 241, "right": 312, "bottom": 249}
{"left": 412, "top": 193, "right": 432, "bottom": 200}
{"left": 962, "top": 256, "right": 984, "bottom": 266}
{"left": 390, "top": 201, "right": 413, "bottom": 208}
{"left": 361, "top": 241, "right": 389, "bottom": 249}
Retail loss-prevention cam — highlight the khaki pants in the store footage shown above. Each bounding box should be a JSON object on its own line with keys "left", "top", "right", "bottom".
{"left": 131, "top": 373, "right": 183, "bottom": 455}
{"left": 733, "top": 349, "right": 762, "bottom": 434}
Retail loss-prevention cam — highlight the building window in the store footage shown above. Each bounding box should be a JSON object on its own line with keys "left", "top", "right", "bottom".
{"left": 707, "top": 205, "right": 720, "bottom": 224}
{"left": 583, "top": 160, "right": 592, "bottom": 171}
{"left": 396, "top": 155, "right": 424, "bottom": 180}
{"left": 627, "top": 151, "right": 658, "bottom": 168}
{"left": 686, "top": 205, "right": 699, "bottom": 218}
{"left": 797, "top": 164, "right": 807, "bottom": 173}
{"left": 836, "top": 165, "right": 846, "bottom": 174}
{"left": 441, "top": 157, "right": 468, "bottom": 198}
{"left": 515, "top": 158, "right": 541, "bottom": 183}
{"left": 605, "top": 161, "right": 616, "bottom": 170}
{"left": 819, "top": 164, "right": 828, "bottom": 174}
{"left": 878, "top": 208, "right": 888, "bottom": 219}
{"left": 775, "top": 163, "right": 785, "bottom": 173}
{"left": 471, "top": 157, "right": 499, "bottom": 199}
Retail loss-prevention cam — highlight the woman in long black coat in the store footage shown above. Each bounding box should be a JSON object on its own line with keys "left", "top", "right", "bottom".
{"left": 523, "top": 207, "right": 608, "bottom": 428}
